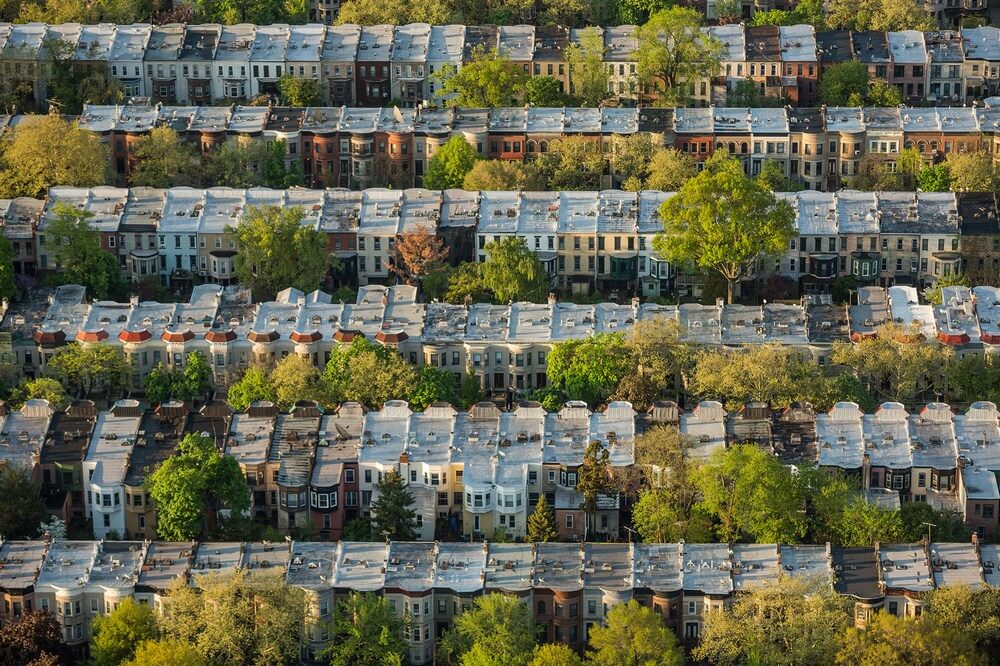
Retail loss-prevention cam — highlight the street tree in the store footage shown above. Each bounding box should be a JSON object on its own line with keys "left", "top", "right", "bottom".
{"left": 918, "top": 164, "right": 951, "bottom": 192}
{"left": 546, "top": 333, "right": 634, "bottom": 407}
{"left": 390, "top": 224, "right": 450, "bottom": 285}
{"left": 653, "top": 151, "right": 796, "bottom": 303}
{"left": 226, "top": 205, "right": 331, "bottom": 298}
{"left": 946, "top": 151, "right": 998, "bottom": 192}
{"left": 688, "top": 344, "right": 827, "bottom": 410}
{"left": 525, "top": 76, "right": 571, "bottom": 106}
{"left": 226, "top": 365, "right": 277, "bottom": 410}
{"left": 409, "top": 365, "right": 460, "bottom": 411}
{"left": 695, "top": 576, "right": 851, "bottom": 666}
{"left": 526, "top": 494, "right": 558, "bottom": 542}
{"left": 533, "top": 136, "right": 605, "bottom": 190}
{"left": 462, "top": 160, "right": 543, "bottom": 191}
{"left": 0, "top": 114, "right": 109, "bottom": 198}
{"left": 530, "top": 643, "right": 583, "bottom": 666}
{"left": 438, "top": 593, "right": 538, "bottom": 666}
{"left": 633, "top": 488, "right": 714, "bottom": 543}
{"left": 321, "top": 336, "right": 417, "bottom": 409}
{"left": 899, "top": 502, "right": 970, "bottom": 542}
{"left": 577, "top": 440, "right": 613, "bottom": 538}
{"left": 47, "top": 342, "right": 127, "bottom": 397}
{"left": 457, "top": 372, "right": 486, "bottom": 409}
{"left": 566, "top": 26, "right": 608, "bottom": 106}
{"left": 644, "top": 148, "right": 698, "bottom": 192}
{"left": 320, "top": 592, "right": 408, "bottom": 666}
{"left": 819, "top": 61, "right": 870, "bottom": 105}
{"left": 278, "top": 74, "right": 325, "bottom": 106}
{"left": 145, "top": 433, "right": 250, "bottom": 540}
{"left": 727, "top": 78, "right": 787, "bottom": 107}
{"left": 836, "top": 612, "right": 984, "bottom": 666}
{"left": 758, "top": 158, "right": 803, "bottom": 191}
{"left": 370, "top": 469, "right": 417, "bottom": 541}
{"left": 334, "top": 0, "right": 456, "bottom": 24}
{"left": 444, "top": 262, "right": 493, "bottom": 304}
{"left": 694, "top": 444, "right": 808, "bottom": 543}
{"left": 609, "top": 134, "right": 656, "bottom": 190}
{"left": 435, "top": 47, "right": 527, "bottom": 108}
{"left": 481, "top": 237, "right": 549, "bottom": 303}
{"left": 130, "top": 126, "right": 201, "bottom": 187}
{"left": 828, "top": 498, "right": 904, "bottom": 547}
{"left": 90, "top": 597, "right": 159, "bottom": 666}
{"left": 0, "top": 465, "right": 47, "bottom": 539}
{"left": 946, "top": 353, "right": 1000, "bottom": 406}
{"left": 423, "top": 135, "right": 479, "bottom": 190}
{"left": 0, "top": 610, "right": 69, "bottom": 666}
{"left": 636, "top": 8, "right": 723, "bottom": 106}
{"left": 161, "top": 569, "right": 306, "bottom": 666}
{"left": 587, "top": 600, "right": 684, "bottom": 666}
{"left": 270, "top": 353, "right": 326, "bottom": 408}
{"left": 867, "top": 78, "right": 904, "bottom": 106}
{"left": 41, "top": 202, "right": 128, "bottom": 300}
{"left": 143, "top": 351, "right": 213, "bottom": 403}
{"left": 124, "top": 640, "right": 207, "bottom": 666}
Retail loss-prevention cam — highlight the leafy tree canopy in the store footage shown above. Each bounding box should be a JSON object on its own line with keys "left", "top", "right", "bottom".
{"left": 424, "top": 135, "right": 479, "bottom": 190}
{"left": 320, "top": 592, "right": 408, "bottom": 666}
{"left": 587, "top": 600, "right": 684, "bottom": 666}
{"left": 130, "top": 126, "right": 201, "bottom": 188}
{"left": 90, "top": 597, "right": 159, "bottom": 666}
{"left": 435, "top": 47, "right": 528, "bottom": 108}
{"left": 481, "top": 237, "right": 549, "bottom": 304}
{"left": 0, "top": 465, "right": 47, "bottom": 539}
{"left": 546, "top": 333, "right": 633, "bottom": 407}
{"left": 226, "top": 365, "right": 277, "bottom": 411}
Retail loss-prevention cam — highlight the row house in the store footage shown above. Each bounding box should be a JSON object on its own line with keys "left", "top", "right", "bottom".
{"left": 2, "top": 537, "right": 997, "bottom": 659}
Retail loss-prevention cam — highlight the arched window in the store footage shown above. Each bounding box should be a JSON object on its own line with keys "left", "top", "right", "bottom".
{"left": 918, "top": 141, "right": 927, "bottom": 152}
{"left": 526, "top": 141, "right": 536, "bottom": 153}
{"left": 540, "top": 141, "right": 549, "bottom": 153}
{"left": 537, "top": 601, "right": 546, "bottom": 614}
{"left": 930, "top": 140, "right": 939, "bottom": 152}
{"left": 728, "top": 142, "right": 736, "bottom": 153}
{"left": 741, "top": 142, "right": 748, "bottom": 154}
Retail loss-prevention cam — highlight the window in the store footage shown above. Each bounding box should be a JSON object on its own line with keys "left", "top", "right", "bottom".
{"left": 566, "top": 514, "right": 574, "bottom": 529}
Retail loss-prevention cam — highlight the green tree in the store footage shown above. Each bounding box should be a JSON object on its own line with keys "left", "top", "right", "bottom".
{"left": 918, "top": 164, "right": 951, "bottom": 192}
{"left": 160, "top": 570, "right": 306, "bottom": 666}
{"left": 577, "top": 440, "right": 612, "bottom": 537}
{"left": 826, "top": 0, "right": 934, "bottom": 31}
{"left": 370, "top": 469, "right": 417, "bottom": 541}
{"left": 47, "top": 342, "right": 127, "bottom": 396}
{"left": 41, "top": 203, "right": 128, "bottom": 300}
{"left": 226, "top": 205, "right": 331, "bottom": 298}
{"left": 835, "top": 611, "right": 985, "bottom": 666}
{"left": 758, "top": 158, "right": 804, "bottom": 191}
{"left": 0, "top": 114, "right": 109, "bottom": 198}
{"left": 643, "top": 148, "right": 698, "bottom": 192}
{"left": 0, "top": 465, "right": 47, "bottom": 539}
{"left": 457, "top": 372, "right": 486, "bottom": 409}
{"left": 694, "top": 444, "right": 808, "bottom": 543}
{"left": 438, "top": 593, "right": 538, "bottom": 666}
{"left": 695, "top": 575, "right": 851, "bottom": 666}
{"left": 533, "top": 136, "right": 606, "bottom": 190}
{"left": 946, "top": 151, "right": 998, "bottom": 192}
{"left": 946, "top": 353, "right": 1000, "bottom": 405}
{"left": 321, "top": 336, "right": 417, "bottom": 409}
{"left": 444, "top": 262, "right": 493, "bottom": 304}
{"left": 462, "top": 160, "right": 543, "bottom": 191}
{"left": 143, "top": 363, "right": 175, "bottom": 404}
{"left": 819, "top": 61, "right": 870, "bottom": 105}
{"left": 435, "top": 46, "right": 527, "bottom": 108}
{"left": 123, "top": 640, "right": 207, "bottom": 666}
{"left": 269, "top": 353, "right": 326, "bottom": 408}
{"left": 226, "top": 365, "right": 277, "bottom": 410}
{"left": 525, "top": 494, "right": 558, "bottom": 542}
{"left": 203, "top": 139, "right": 302, "bottom": 189}
{"left": 343, "top": 516, "right": 373, "bottom": 541}
{"left": 177, "top": 351, "right": 212, "bottom": 400}
{"left": 923, "top": 272, "right": 970, "bottom": 305}
{"left": 333, "top": 0, "right": 456, "bottom": 24}
{"left": 481, "top": 237, "right": 549, "bottom": 304}
{"left": 688, "top": 344, "right": 827, "bottom": 410}
{"left": 613, "top": 317, "right": 690, "bottom": 409}
{"left": 524, "top": 76, "right": 570, "bottom": 106}
{"left": 277, "top": 74, "right": 324, "bottom": 106}
{"left": 925, "top": 586, "right": 1000, "bottom": 666}
{"left": 0, "top": 235, "right": 14, "bottom": 302}
{"left": 636, "top": 7, "right": 723, "bottom": 106}
{"left": 13, "top": 377, "right": 70, "bottom": 411}
{"left": 90, "top": 597, "right": 159, "bottom": 666}
{"left": 320, "top": 592, "right": 408, "bottom": 666}
{"left": 566, "top": 26, "right": 608, "bottom": 107}
{"left": 546, "top": 333, "right": 633, "bottom": 407}
{"left": 145, "top": 433, "right": 250, "bottom": 540}
{"left": 653, "top": 151, "right": 795, "bottom": 303}
{"left": 632, "top": 425, "right": 710, "bottom": 542}
{"left": 424, "top": 135, "right": 479, "bottom": 190}
{"left": 899, "top": 502, "right": 970, "bottom": 542}
{"left": 530, "top": 643, "right": 582, "bottom": 666}
{"left": 867, "top": 78, "right": 904, "bottom": 106}
{"left": 727, "top": 78, "right": 786, "bottom": 107}
{"left": 828, "top": 497, "right": 903, "bottom": 547}
{"left": 587, "top": 600, "right": 683, "bottom": 666}
{"left": 409, "top": 365, "right": 459, "bottom": 411}
{"left": 130, "top": 126, "right": 200, "bottom": 188}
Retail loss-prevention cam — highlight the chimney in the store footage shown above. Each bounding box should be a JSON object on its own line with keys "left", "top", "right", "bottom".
{"left": 862, "top": 452, "right": 871, "bottom": 491}
{"left": 129, "top": 294, "right": 139, "bottom": 307}
{"left": 547, "top": 292, "right": 557, "bottom": 307}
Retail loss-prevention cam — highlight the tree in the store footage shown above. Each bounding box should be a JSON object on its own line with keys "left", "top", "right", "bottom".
{"left": 269, "top": 353, "right": 326, "bottom": 408}
{"left": 370, "top": 469, "right": 417, "bottom": 541}
{"left": 124, "top": 640, "right": 207, "bottom": 666}
{"left": 831, "top": 323, "right": 953, "bottom": 403}
{"left": 462, "top": 160, "right": 542, "bottom": 191}
{"left": 644, "top": 148, "right": 697, "bottom": 192}
{"left": 0, "top": 610, "right": 69, "bottom": 666}
{"left": 613, "top": 318, "right": 690, "bottom": 409}
{"left": 694, "top": 444, "right": 808, "bottom": 543}
{"left": 143, "top": 351, "right": 213, "bottom": 403}
{"left": 390, "top": 225, "right": 450, "bottom": 285}
{"left": 566, "top": 26, "right": 608, "bottom": 107}
{"left": 435, "top": 47, "right": 527, "bottom": 108}
{"left": 946, "top": 151, "right": 998, "bottom": 192}
{"left": 688, "top": 345, "right": 827, "bottom": 411}
{"left": 852, "top": 154, "right": 905, "bottom": 192}
{"left": 90, "top": 597, "right": 159, "bottom": 666}
{"left": 587, "top": 600, "right": 683, "bottom": 666}
{"left": 547, "top": 333, "right": 634, "bottom": 407}
{"left": 130, "top": 126, "right": 201, "bottom": 188}
{"left": 713, "top": 0, "right": 745, "bottom": 23}
{"left": 610, "top": 134, "right": 657, "bottom": 190}
{"left": 481, "top": 237, "right": 549, "bottom": 304}
{"left": 424, "top": 135, "right": 479, "bottom": 190}
{"left": 0, "top": 235, "right": 14, "bottom": 302}
{"left": 525, "top": 494, "right": 558, "bottom": 542}
{"left": 899, "top": 502, "right": 970, "bottom": 542}
{"left": 925, "top": 586, "right": 1000, "bottom": 665}
{"left": 226, "top": 365, "right": 277, "bottom": 410}
{"left": 41, "top": 203, "right": 128, "bottom": 300}
{"left": 653, "top": 151, "right": 795, "bottom": 303}
{"left": 576, "top": 440, "right": 612, "bottom": 537}
{"left": 530, "top": 644, "right": 583, "bottom": 666}
{"left": 533, "top": 136, "right": 605, "bottom": 191}
{"left": 826, "top": 0, "right": 934, "bottom": 31}
{"left": 827, "top": 497, "right": 904, "bottom": 547}
{"left": 334, "top": 0, "right": 456, "bottom": 24}
{"left": 409, "top": 365, "right": 459, "bottom": 411}
{"left": 343, "top": 516, "right": 373, "bottom": 541}
{"left": 444, "top": 262, "right": 493, "bottom": 304}
{"left": 758, "top": 158, "right": 803, "bottom": 192}
{"left": 277, "top": 74, "right": 324, "bottom": 106}
{"left": 144, "top": 363, "right": 175, "bottom": 404}
{"left": 835, "top": 612, "right": 985, "bottom": 666}
{"left": 457, "top": 372, "right": 486, "bottom": 409}
{"left": 636, "top": 8, "right": 723, "bottom": 106}
{"left": 47, "top": 342, "right": 127, "bottom": 397}
{"left": 203, "top": 139, "right": 303, "bottom": 189}
{"left": 0, "top": 114, "right": 109, "bottom": 198}
{"left": 145, "top": 433, "right": 250, "bottom": 540}
{"left": 438, "top": 593, "right": 538, "bottom": 666}
{"left": 525, "top": 76, "right": 570, "bottom": 106}
{"left": 819, "top": 61, "right": 870, "bottom": 106}
{"left": 160, "top": 570, "right": 306, "bottom": 666}
{"left": 946, "top": 354, "right": 1000, "bottom": 406}
{"left": 226, "top": 205, "right": 331, "bottom": 298}
{"left": 14, "top": 377, "right": 70, "bottom": 411}
{"left": 320, "top": 592, "right": 408, "bottom": 666}
{"left": 727, "top": 78, "right": 786, "bottom": 107}
{"left": 923, "top": 272, "right": 970, "bottom": 306}
{"left": 867, "top": 78, "right": 904, "bottom": 106}
{"left": 0, "top": 465, "right": 47, "bottom": 539}
{"left": 696, "top": 576, "right": 850, "bottom": 666}
{"left": 918, "top": 164, "right": 951, "bottom": 192}
{"left": 321, "top": 336, "right": 417, "bottom": 409}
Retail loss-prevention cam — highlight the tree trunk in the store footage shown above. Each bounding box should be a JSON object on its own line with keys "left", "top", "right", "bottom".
{"left": 726, "top": 278, "right": 735, "bottom": 305}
